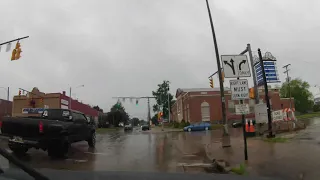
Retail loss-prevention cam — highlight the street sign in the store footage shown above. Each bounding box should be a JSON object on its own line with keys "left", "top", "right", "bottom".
{"left": 255, "top": 61, "right": 280, "bottom": 86}
{"left": 235, "top": 104, "right": 249, "bottom": 115}
{"left": 272, "top": 110, "right": 283, "bottom": 121}
{"left": 254, "top": 103, "right": 268, "bottom": 123}
{"left": 230, "top": 79, "right": 249, "bottom": 100}
{"left": 221, "top": 55, "right": 251, "bottom": 78}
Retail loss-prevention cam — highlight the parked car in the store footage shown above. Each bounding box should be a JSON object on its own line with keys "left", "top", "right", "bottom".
{"left": 183, "top": 122, "right": 211, "bottom": 132}
{"left": 124, "top": 124, "right": 133, "bottom": 131}
{"left": 141, "top": 124, "right": 150, "bottom": 131}
{"left": 0, "top": 109, "right": 96, "bottom": 158}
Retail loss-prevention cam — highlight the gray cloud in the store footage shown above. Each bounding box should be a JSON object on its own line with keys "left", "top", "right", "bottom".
{"left": 0, "top": 0, "right": 319, "bottom": 118}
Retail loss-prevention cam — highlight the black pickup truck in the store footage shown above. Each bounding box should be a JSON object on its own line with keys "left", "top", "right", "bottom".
{"left": 0, "top": 109, "right": 96, "bottom": 158}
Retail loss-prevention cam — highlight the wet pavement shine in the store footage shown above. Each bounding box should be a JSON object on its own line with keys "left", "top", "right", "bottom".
{"left": 1, "top": 118, "right": 320, "bottom": 179}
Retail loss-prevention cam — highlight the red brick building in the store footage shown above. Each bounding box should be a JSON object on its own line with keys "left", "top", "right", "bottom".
{"left": 171, "top": 87, "right": 294, "bottom": 124}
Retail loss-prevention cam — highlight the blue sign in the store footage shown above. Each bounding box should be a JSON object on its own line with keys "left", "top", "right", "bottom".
{"left": 254, "top": 61, "right": 280, "bottom": 86}
{"left": 22, "top": 108, "right": 45, "bottom": 114}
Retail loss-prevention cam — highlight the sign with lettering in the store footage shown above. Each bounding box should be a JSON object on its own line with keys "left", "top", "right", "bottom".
{"left": 61, "top": 99, "right": 69, "bottom": 106}
{"left": 22, "top": 108, "right": 45, "bottom": 114}
{"left": 272, "top": 110, "right": 284, "bottom": 121}
{"left": 230, "top": 79, "right": 249, "bottom": 100}
{"left": 235, "top": 104, "right": 249, "bottom": 115}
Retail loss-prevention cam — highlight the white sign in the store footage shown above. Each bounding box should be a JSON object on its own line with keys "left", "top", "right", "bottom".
{"left": 61, "top": 99, "right": 69, "bottom": 106}
{"left": 230, "top": 79, "right": 249, "bottom": 100}
{"left": 61, "top": 105, "right": 69, "bottom": 109}
{"left": 272, "top": 110, "right": 283, "bottom": 121}
{"left": 44, "top": 105, "right": 49, "bottom": 109}
{"left": 255, "top": 103, "right": 268, "bottom": 123}
{"left": 235, "top": 104, "right": 249, "bottom": 115}
{"left": 221, "top": 55, "right": 251, "bottom": 78}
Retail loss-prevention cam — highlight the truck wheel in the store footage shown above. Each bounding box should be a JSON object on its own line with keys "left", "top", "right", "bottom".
{"left": 88, "top": 132, "right": 96, "bottom": 148}
{"left": 48, "top": 141, "right": 69, "bottom": 158}
{"left": 8, "top": 144, "right": 28, "bottom": 155}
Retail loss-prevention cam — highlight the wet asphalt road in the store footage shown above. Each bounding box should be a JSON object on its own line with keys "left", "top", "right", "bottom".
{"left": 1, "top": 119, "right": 320, "bottom": 179}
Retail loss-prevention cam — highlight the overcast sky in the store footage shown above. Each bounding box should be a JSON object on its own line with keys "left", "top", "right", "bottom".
{"left": 0, "top": 0, "right": 319, "bottom": 119}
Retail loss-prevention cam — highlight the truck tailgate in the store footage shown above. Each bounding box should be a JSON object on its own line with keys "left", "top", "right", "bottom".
{"left": 1, "top": 117, "right": 63, "bottom": 138}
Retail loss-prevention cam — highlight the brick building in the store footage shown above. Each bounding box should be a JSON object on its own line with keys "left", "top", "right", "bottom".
{"left": 0, "top": 99, "right": 12, "bottom": 121}
{"left": 171, "top": 87, "right": 294, "bottom": 124}
{"left": 12, "top": 87, "right": 99, "bottom": 121}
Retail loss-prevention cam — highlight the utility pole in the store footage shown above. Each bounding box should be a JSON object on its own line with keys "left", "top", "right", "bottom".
{"left": 205, "top": 0, "right": 230, "bottom": 147}
{"left": 168, "top": 93, "right": 170, "bottom": 123}
{"left": 69, "top": 87, "right": 72, "bottom": 110}
{"left": 283, "top": 64, "right": 292, "bottom": 109}
{"left": 258, "top": 49, "right": 274, "bottom": 138}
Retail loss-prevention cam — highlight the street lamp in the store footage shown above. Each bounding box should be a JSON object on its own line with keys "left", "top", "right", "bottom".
{"left": 69, "top": 85, "right": 84, "bottom": 109}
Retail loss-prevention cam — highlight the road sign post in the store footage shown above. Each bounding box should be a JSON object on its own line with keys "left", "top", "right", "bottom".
{"left": 230, "top": 78, "right": 249, "bottom": 161}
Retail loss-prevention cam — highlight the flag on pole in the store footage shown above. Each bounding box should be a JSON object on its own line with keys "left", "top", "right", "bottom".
{"left": 5, "top": 43, "right": 11, "bottom": 52}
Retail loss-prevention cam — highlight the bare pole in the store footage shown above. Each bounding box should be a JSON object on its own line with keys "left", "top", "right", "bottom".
{"left": 283, "top": 64, "right": 292, "bottom": 109}
{"left": 205, "top": 0, "right": 230, "bottom": 147}
{"left": 0, "top": 36, "right": 29, "bottom": 46}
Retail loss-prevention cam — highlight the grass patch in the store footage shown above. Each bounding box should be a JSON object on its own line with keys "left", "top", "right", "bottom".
{"left": 96, "top": 127, "right": 121, "bottom": 133}
{"left": 211, "top": 124, "right": 224, "bottom": 130}
{"left": 263, "top": 137, "right": 289, "bottom": 143}
{"left": 230, "top": 164, "right": 248, "bottom": 175}
{"left": 296, "top": 112, "right": 320, "bottom": 120}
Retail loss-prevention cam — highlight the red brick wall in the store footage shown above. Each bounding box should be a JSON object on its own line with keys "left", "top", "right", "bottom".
{"left": 172, "top": 88, "right": 295, "bottom": 124}
{"left": 60, "top": 94, "right": 98, "bottom": 117}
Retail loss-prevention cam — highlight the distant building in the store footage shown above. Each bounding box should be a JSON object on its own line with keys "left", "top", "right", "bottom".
{"left": 12, "top": 87, "right": 99, "bottom": 120}
{"left": 171, "top": 87, "right": 294, "bottom": 124}
{"left": 0, "top": 99, "right": 12, "bottom": 121}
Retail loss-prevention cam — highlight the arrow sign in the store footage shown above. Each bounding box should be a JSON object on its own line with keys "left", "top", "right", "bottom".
{"left": 238, "top": 60, "right": 246, "bottom": 70}
{"left": 223, "top": 59, "right": 235, "bottom": 75}
{"left": 221, "top": 55, "right": 251, "bottom": 78}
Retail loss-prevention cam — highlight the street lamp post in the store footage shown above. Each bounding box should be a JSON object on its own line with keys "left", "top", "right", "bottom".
{"left": 69, "top": 85, "right": 84, "bottom": 110}
{"left": 283, "top": 64, "right": 292, "bottom": 109}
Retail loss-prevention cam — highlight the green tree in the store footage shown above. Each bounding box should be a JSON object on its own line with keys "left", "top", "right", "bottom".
{"left": 107, "top": 102, "right": 129, "bottom": 127}
{"left": 280, "top": 78, "right": 314, "bottom": 113}
{"left": 93, "top": 105, "right": 103, "bottom": 112}
{"left": 152, "top": 80, "right": 174, "bottom": 119}
{"left": 131, "top": 117, "right": 140, "bottom": 126}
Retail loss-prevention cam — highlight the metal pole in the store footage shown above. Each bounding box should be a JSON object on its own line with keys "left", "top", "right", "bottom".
{"left": 0, "top": 36, "right": 30, "bottom": 46}
{"left": 258, "top": 49, "right": 274, "bottom": 138}
{"left": 247, "top": 44, "right": 259, "bottom": 104}
{"left": 147, "top": 98, "right": 151, "bottom": 126}
{"left": 283, "top": 64, "right": 292, "bottom": 109}
{"left": 69, "top": 87, "right": 72, "bottom": 110}
{"left": 168, "top": 93, "right": 170, "bottom": 123}
{"left": 7, "top": 87, "right": 9, "bottom": 101}
{"left": 205, "top": 0, "right": 230, "bottom": 147}
{"left": 241, "top": 99, "right": 248, "bottom": 161}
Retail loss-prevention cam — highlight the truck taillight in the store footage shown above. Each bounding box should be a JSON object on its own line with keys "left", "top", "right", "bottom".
{"left": 39, "top": 121, "right": 44, "bottom": 133}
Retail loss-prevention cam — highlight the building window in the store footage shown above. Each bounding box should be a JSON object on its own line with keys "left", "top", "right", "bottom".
{"left": 201, "top": 102, "right": 210, "bottom": 122}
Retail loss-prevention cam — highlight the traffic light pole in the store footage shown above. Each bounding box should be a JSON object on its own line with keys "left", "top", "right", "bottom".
{"left": 240, "top": 44, "right": 259, "bottom": 104}
{"left": 258, "top": 49, "right": 274, "bottom": 138}
{"left": 205, "top": 0, "right": 230, "bottom": 147}
{"left": 0, "top": 36, "right": 29, "bottom": 46}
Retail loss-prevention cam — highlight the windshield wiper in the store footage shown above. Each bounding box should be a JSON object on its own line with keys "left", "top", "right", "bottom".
{"left": 0, "top": 147, "right": 49, "bottom": 180}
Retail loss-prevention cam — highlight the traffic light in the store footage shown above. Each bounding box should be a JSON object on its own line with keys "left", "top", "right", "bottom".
{"left": 11, "top": 42, "right": 22, "bottom": 61}
{"left": 18, "top": 90, "right": 21, "bottom": 96}
{"left": 209, "top": 78, "right": 214, "bottom": 88}
{"left": 249, "top": 88, "right": 255, "bottom": 99}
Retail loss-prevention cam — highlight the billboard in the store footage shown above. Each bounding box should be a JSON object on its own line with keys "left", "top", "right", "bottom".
{"left": 255, "top": 61, "right": 280, "bottom": 86}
